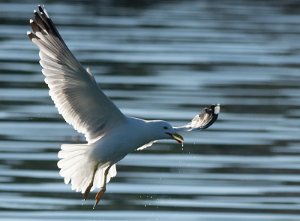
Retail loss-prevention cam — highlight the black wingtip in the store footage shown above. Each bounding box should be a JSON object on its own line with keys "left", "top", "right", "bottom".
{"left": 199, "top": 104, "right": 220, "bottom": 130}
{"left": 28, "top": 5, "right": 67, "bottom": 48}
{"left": 38, "top": 5, "right": 45, "bottom": 14}
{"left": 204, "top": 104, "right": 220, "bottom": 116}
{"left": 27, "top": 31, "right": 38, "bottom": 40}
{"left": 30, "top": 19, "right": 40, "bottom": 33}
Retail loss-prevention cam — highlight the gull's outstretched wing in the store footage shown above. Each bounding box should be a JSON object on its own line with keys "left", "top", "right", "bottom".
{"left": 174, "top": 104, "right": 220, "bottom": 132}
{"left": 137, "top": 105, "right": 220, "bottom": 151}
{"left": 28, "top": 6, "right": 126, "bottom": 143}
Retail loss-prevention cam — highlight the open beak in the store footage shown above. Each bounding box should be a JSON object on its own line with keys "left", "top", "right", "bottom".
{"left": 167, "top": 132, "right": 184, "bottom": 144}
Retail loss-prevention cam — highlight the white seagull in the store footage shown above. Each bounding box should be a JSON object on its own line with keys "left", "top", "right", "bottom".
{"left": 28, "top": 6, "right": 220, "bottom": 208}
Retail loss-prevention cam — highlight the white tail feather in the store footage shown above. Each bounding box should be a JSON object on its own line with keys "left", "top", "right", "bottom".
{"left": 57, "top": 144, "right": 117, "bottom": 193}
{"left": 93, "top": 164, "right": 117, "bottom": 188}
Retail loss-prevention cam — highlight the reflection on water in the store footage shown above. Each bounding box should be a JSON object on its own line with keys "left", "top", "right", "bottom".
{"left": 1, "top": 0, "right": 300, "bottom": 220}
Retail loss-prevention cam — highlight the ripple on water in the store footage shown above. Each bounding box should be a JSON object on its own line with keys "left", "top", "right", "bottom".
{"left": 1, "top": 0, "right": 300, "bottom": 221}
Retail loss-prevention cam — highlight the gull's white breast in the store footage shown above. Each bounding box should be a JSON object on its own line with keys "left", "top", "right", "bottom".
{"left": 88, "top": 117, "right": 151, "bottom": 165}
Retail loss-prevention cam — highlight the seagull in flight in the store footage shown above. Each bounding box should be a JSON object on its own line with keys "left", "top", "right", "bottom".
{"left": 28, "top": 6, "right": 220, "bottom": 208}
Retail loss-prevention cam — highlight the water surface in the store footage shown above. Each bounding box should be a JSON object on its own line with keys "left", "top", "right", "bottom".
{"left": 1, "top": 1, "right": 300, "bottom": 220}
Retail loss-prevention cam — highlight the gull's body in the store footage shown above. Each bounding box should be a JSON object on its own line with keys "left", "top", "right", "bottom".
{"left": 28, "top": 6, "right": 220, "bottom": 208}
{"left": 88, "top": 117, "right": 173, "bottom": 167}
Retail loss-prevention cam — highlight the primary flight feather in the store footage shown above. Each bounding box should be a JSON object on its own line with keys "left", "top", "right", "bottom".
{"left": 28, "top": 5, "right": 220, "bottom": 208}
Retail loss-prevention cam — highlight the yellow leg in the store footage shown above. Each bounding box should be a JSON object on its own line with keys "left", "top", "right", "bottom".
{"left": 82, "top": 166, "right": 98, "bottom": 200}
{"left": 82, "top": 182, "right": 93, "bottom": 200}
{"left": 93, "top": 165, "right": 111, "bottom": 209}
{"left": 93, "top": 188, "right": 106, "bottom": 209}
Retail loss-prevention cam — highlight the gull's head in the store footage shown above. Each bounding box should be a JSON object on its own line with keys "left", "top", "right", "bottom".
{"left": 148, "top": 120, "right": 184, "bottom": 144}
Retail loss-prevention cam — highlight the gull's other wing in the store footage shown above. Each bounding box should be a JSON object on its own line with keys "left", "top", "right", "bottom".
{"left": 137, "top": 141, "right": 157, "bottom": 151}
{"left": 28, "top": 6, "right": 126, "bottom": 143}
{"left": 174, "top": 104, "right": 220, "bottom": 132}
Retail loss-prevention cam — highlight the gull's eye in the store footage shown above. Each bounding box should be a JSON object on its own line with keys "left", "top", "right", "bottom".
{"left": 163, "top": 126, "right": 168, "bottom": 130}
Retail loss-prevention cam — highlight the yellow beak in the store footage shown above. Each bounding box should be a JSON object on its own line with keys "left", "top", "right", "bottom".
{"left": 170, "top": 133, "right": 184, "bottom": 144}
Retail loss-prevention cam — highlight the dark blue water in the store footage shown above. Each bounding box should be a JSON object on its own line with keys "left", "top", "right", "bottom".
{"left": 1, "top": 1, "right": 300, "bottom": 220}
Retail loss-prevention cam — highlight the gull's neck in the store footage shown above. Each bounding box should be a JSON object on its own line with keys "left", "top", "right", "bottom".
{"left": 126, "top": 117, "right": 160, "bottom": 142}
